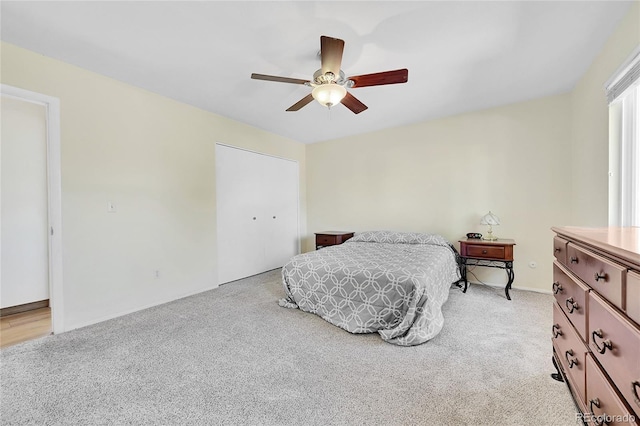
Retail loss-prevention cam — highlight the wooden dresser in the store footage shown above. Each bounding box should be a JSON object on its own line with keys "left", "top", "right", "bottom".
{"left": 551, "top": 226, "right": 640, "bottom": 425}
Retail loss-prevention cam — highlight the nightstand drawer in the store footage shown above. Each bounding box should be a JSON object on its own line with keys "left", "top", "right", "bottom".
{"left": 317, "top": 235, "right": 338, "bottom": 246}
{"left": 315, "top": 232, "right": 354, "bottom": 249}
{"left": 465, "top": 245, "right": 505, "bottom": 260}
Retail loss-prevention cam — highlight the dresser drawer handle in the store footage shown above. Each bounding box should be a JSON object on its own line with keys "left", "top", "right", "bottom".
{"left": 588, "top": 398, "right": 607, "bottom": 426}
{"left": 565, "top": 349, "right": 578, "bottom": 368}
{"left": 554, "top": 247, "right": 561, "bottom": 253}
{"left": 594, "top": 272, "right": 607, "bottom": 282}
{"left": 570, "top": 256, "right": 578, "bottom": 264}
{"left": 632, "top": 381, "right": 640, "bottom": 407}
{"left": 565, "top": 298, "right": 579, "bottom": 314}
{"left": 552, "top": 324, "right": 562, "bottom": 338}
{"left": 592, "top": 329, "right": 613, "bottom": 354}
{"left": 482, "top": 249, "right": 488, "bottom": 254}
{"left": 552, "top": 281, "right": 563, "bottom": 294}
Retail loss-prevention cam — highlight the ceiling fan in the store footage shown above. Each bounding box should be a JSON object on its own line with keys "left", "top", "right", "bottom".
{"left": 251, "top": 35, "right": 408, "bottom": 114}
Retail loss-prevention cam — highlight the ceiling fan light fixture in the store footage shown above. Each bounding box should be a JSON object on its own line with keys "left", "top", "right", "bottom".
{"left": 251, "top": 36, "right": 408, "bottom": 114}
{"left": 312, "top": 83, "right": 346, "bottom": 108}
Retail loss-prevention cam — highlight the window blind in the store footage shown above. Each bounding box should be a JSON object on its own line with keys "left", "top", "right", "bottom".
{"left": 606, "top": 46, "right": 640, "bottom": 104}
{"left": 619, "top": 87, "right": 639, "bottom": 226}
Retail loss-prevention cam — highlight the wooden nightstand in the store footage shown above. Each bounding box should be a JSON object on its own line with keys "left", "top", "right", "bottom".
{"left": 459, "top": 238, "right": 516, "bottom": 300}
{"left": 315, "top": 231, "right": 354, "bottom": 250}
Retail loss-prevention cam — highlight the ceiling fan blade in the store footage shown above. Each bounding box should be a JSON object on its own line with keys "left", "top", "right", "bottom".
{"left": 320, "top": 36, "right": 345, "bottom": 76}
{"left": 251, "top": 73, "right": 310, "bottom": 85}
{"left": 286, "top": 94, "right": 314, "bottom": 111}
{"left": 341, "top": 92, "right": 368, "bottom": 114}
{"left": 348, "top": 69, "right": 408, "bottom": 88}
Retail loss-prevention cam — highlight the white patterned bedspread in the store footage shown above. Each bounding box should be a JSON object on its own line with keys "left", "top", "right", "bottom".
{"left": 280, "top": 231, "right": 461, "bottom": 346}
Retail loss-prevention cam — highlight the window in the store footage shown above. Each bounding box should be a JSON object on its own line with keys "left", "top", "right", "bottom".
{"left": 608, "top": 46, "right": 640, "bottom": 227}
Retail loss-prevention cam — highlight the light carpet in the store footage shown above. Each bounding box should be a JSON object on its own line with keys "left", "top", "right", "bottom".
{"left": 0, "top": 269, "right": 579, "bottom": 425}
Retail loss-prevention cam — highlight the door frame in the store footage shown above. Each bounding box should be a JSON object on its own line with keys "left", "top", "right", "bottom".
{"left": 1, "top": 84, "right": 64, "bottom": 333}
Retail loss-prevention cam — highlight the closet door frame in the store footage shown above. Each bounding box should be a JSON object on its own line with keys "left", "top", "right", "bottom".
{"left": 215, "top": 143, "right": 300, "bottom": 284}
{"left": 1, "top": 84, "right": 64, "bottom": 333}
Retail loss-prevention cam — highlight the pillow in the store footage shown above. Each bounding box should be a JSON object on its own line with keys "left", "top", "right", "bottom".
{"left": 349, "top": 230, "right": 449, "bottom": 246}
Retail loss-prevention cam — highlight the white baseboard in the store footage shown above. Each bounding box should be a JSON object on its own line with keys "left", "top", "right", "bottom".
{"left": 65, "top": 283, "right": 220, "bottom": 332}
{"left": 465, "top": 280, "right": 552, "bottom": 295}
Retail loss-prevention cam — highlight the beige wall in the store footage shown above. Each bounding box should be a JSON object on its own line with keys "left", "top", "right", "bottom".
{"left": 307, "top": 94, "right": 572, "bottom": 292}
{"left": 1, "top": 42, "right": 306, "bottom": 330}
{"left": 570, "top": 2, "right": 639, "bottom": 226}
{"left": 306, "top": 3, "right": 640, "bottom": 294}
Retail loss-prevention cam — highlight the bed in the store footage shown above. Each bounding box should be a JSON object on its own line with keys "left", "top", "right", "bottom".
{"left": 279, "top": 231, "right": 461, "bottom": 346}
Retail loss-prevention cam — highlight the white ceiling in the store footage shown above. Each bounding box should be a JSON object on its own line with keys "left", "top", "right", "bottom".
{"left": 1, "top": 1, "right": 633, "bottom": 144}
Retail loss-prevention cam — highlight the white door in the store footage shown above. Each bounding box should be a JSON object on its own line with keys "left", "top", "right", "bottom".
{"left": 261, "top": 154, "right": 299, "bottom": 271}
{"left": 1, "top": 95, "right": 50, "bottom": 308}
{"left": 216, "top": 144, "right": 299, "bottom": 284}
{"left": 216, "top": 145, "right": 263, "bottom": 283}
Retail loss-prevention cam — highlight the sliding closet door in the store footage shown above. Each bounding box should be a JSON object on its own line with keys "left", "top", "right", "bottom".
{"left": 216, "top": 144, "right": 299, "bottom": 284}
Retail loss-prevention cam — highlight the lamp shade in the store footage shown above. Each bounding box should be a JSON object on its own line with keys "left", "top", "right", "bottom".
{"left": 480, "top": 211, "right": 500, "bottom": 226}
{"left": 312, "top": 83, "right": 347, "bottom": 108}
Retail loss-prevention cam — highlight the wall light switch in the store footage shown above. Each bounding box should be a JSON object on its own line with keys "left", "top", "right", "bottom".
{"left": 107, "top": 202, "right": 117, "bottom": 213}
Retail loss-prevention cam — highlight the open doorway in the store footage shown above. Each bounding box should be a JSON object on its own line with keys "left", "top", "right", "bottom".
{"left": 0, "top": 84, "right": 63, "bottom": 343}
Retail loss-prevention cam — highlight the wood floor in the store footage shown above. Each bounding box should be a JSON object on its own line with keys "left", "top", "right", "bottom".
{"left": 0, "top": 307, "right": 52, "bottom": 349}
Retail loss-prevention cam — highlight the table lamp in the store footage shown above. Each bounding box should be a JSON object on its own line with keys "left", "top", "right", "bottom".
{"left": 480, "top": 211, "right": 500, "bottom": 241}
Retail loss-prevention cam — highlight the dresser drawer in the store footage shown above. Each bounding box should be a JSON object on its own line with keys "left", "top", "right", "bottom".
{"left": 566, "top": 243, "right": 626, "bottom": 309}
{"left": 465, "top": 245, "right": 505, "bottom": 260}
{"left": 589, "top": 291, "right": 640, "bottom": 415}
{"left": 586, "top": 354, "right": 639, "bottom": 425}
{"left": 628, "top": 270, "right": 640, "bottom": 326}
{"left": 553, "top": 236, "right": 569, "bottom": 266}
{"left": 552, "top": 302, "right": 587, "bottom": 405}
{"left": 553, "top": 261, "right": 589, "bottom": 341}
